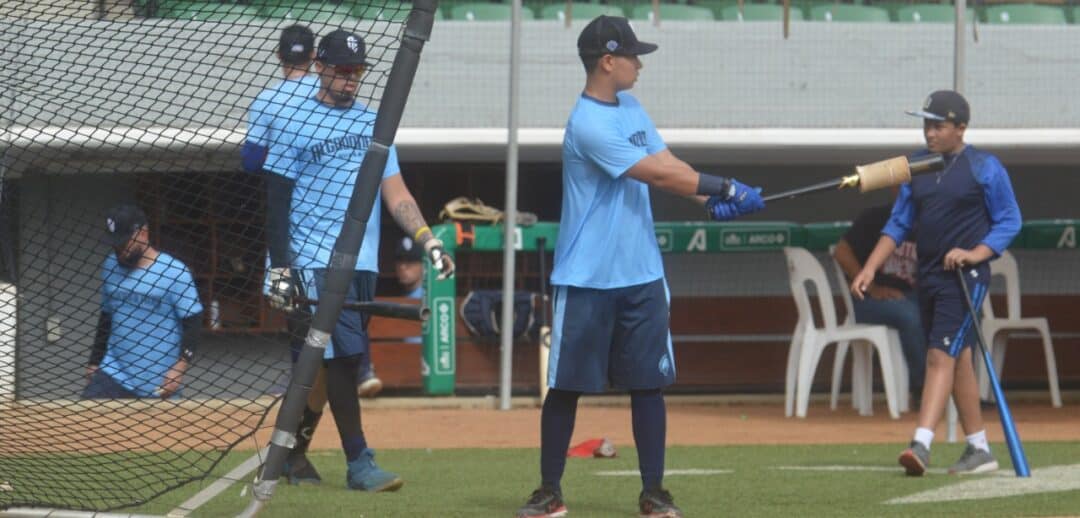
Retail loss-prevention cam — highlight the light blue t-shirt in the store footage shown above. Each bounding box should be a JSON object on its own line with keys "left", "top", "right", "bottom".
{"left": 264, "top": 96, "right": 401, "bottom": 271}
{"left": 246, "top": 75, "right": 320, "bottom": 155}
{"left": 99, "top": 252, "right": 203, "bottom": 397}
{"left": 550, "top": 92, "right": 667, "bottom": 289}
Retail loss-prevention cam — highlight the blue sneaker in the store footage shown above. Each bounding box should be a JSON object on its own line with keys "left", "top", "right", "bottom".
{"left": 346, "top": 448, "right": 404, "bottom": 492}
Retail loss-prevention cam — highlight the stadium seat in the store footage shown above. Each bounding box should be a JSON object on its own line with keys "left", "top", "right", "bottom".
{"left": 160, "top": 2, "right": 261, "bottom": 21}
{"left": 977, "top": 250, "right": 1063, "bottom": 408}
{"left": 353, "top": 2, "right": 414, "bottom": 21}
{"left": 783, "top": 247, "right": 904, "bottom": 419}
{"left": 895, "top": 4, "right": 976, "bottom": 23}
{"left": 539, "top": 3, "right": 625, "bottom": 22}
{"left": 719, "top": 4, "right": 803, "bottom": 22}
{"left": 630, "top": 3, "right": 715, "bottom": 21}
{"left": 808, "top": 4, "right": 890, "bottom": 22}
{"left": 985, "top": 3, "right": 1066, "bottom": 25}
{"left": 259, "top": 3, "right": 356, "bottom": 23}
{"left": 449, "top": 2, "right": 536, "bottom": 20}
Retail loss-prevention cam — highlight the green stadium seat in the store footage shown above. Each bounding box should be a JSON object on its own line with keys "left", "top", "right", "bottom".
{"left": 161, "top": 2, "right": 261, "bottom": 21}
{"left": 539, "top": 3, "right": 625, "bottom": 22}
{"left": 259, "top": 3, "right": 356, "bottom": 23}
{"left": 630, "top": 3, "right": 715, "bottom": 21}
{"left": 353, "top": 2, "right": 414, "bottom": 21}
{"left": 719, "top": 4, "right": 803, "bottom": 21}
{"left": 808, "top": 4, "right": 890, "bottom": 22}
{"left": 985, "top": 3, "right": 1066, "bottom": 25}
{"left": 894, "top": 4, "right": 976, "bottom": 23}
{"left": 449, "top": 2, "right": 536, "bottom": 20}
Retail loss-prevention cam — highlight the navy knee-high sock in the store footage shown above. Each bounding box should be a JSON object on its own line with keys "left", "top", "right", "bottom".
{"left": 631, "top": 389, "right": 666, "bottom": 491}
{"left": 540, "top": 389, "right": 581, "bottom": 493}
{"left": 325, "top": 356, "right": 367, "bottom": 462}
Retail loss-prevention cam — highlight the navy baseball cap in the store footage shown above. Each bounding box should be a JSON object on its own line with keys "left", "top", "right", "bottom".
{"left": 279, "top": 24, "right": 315, "bottom": 65}
{"left": 906, "top": 90, "right": 970, "bottom": 125}
{"left": 316, "top": 29, "right": 372, "bottom": 66}
{"left": 104, "top": 203, "right": 148, "bottom": 247}
{"left": 395, "top": 236, "right": 424, "bottom": 262}
{"left": 577, "top": 15, "right": 657, "bottom": 58}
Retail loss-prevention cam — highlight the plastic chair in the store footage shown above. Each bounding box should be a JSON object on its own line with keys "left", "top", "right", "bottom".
{"left": 720, "top": 4, "right": 803, "bottom": 22}
{"left": 783, "top": 247, "right": 902, "bottom": 419}
{"left": 977, "top": 251, "right": 1062, "bottom": 407}
{"left": 630, "top": 4, "right": 715, "bottom": 21}
{"left": 895, "top": 5, "right": 976, "bottom": 23}
{"left": 539, "top": 3, "right": 625, "bottom": 21}
{"left": 809, "top": 4, "right": 890, "bottom": 23}
{"left": 985, "top": 4, "right": 1066, "bottom": 25}
{"left": 449, "top": 3, "right": 535, "bottom": 20}
{"left": 826, "top": 247, "right": 910, "bottom": 415}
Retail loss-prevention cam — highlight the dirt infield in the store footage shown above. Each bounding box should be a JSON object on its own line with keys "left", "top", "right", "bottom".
{"left": 304, "top": 398, "right": 1080, "bottom": 450}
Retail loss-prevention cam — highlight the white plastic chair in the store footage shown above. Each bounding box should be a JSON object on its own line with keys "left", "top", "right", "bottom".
{"left": 977, "top": 251, "right": 1062, "bottom": 407}
{"left": 783, "top": 247, "right": 902, "bottom": 419}
{"left": 827, "top": 248, "right": 910, "bottom": 415}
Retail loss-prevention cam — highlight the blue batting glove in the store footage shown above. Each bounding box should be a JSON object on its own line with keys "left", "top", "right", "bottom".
{"left": 728, "top": 180, "right": 765, "bottom": 215}
{"left": 706, "top": 196, "right": 739, "bottom": 221}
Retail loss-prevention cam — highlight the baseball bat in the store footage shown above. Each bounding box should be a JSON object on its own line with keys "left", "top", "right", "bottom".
{"left": 537, "top": 237, "right": 552, "bottom": 402}
{"left": 956, "top": 268, "right": 1031, "bottom": 477}
{"left": 762, "top": 154, "right": 945, "bottom": 202}
{"left": 294, "top": 296, "right": 429, "bottom": 322}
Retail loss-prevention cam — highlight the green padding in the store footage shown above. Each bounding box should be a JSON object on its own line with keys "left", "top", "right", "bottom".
{"left": 434, "top": 220, "right": 1074, "bottom": 253}
{"left": 1022, "top": 220, "right": 1077, "bottom": 249}
{"left": 803, "top": 222, "right": 852, "bottom": 251}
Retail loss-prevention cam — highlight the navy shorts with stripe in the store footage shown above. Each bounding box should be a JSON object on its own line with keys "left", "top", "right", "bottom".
{"left": 548, "top": 278, "right": 676, "bottom": 393}
{"left": 919, "top": 273, "right": 988, "bottom": 357}
{"left": 293, "top": 268, "right": 376, "bottom": 361}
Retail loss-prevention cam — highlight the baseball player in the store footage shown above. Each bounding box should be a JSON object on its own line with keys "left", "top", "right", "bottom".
{"left": 516, "top": 16, "right": 764, "bottom": 518}
{"left": 83, "top": 204, "right": 203, "bottom": 400}
{"left": 256, "top": 29, "right": 454, "bottom": 492}
{"left": 851, "top": 90, "right": 1022, "bottom": 476}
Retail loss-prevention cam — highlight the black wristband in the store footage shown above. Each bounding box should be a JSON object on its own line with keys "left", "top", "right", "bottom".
{"left": 696, "top": 173, "right": 734, "bottom": 199}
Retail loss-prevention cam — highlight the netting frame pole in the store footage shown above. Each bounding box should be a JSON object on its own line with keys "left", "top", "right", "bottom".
{"left": 945, "top": 0, "right": 966, "bottom": 444}
{"left": 239, "top": 3, "right": 438, "bottom": 516}
{"left": 498, "top": 0, "right": 524, "bottom": 411}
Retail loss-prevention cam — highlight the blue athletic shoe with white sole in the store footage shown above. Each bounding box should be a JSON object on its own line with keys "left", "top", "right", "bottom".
{"left": 346, "top": 448, "right": 404, "bottom": 492}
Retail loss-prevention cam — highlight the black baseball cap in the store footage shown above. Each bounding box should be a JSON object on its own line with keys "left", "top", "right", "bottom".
{"left": 104, "top": 203, "right": 148, "bottom": 247}
{"left": 395, "top": 236, "right": 424, "bottom": 262}
{"left": 279, "top": 24, "right": 315, "bottom": 65}
{"left": 906, "top": 90, "right": 970, "bottom": 125}
{"left": 316, "top": 29, "right": 372, "bottom": 66}
{"left": 577, "top": 15, "right": 657, "bottom": 58}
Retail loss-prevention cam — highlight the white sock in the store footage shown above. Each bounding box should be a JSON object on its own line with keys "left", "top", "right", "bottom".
{"left": 966, "top": 430, "right": 990, "bottom": 452}
{"left": 913, "top": 427, "right": 935, "bottom": 449}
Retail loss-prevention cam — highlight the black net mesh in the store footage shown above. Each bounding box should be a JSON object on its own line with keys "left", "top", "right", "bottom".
{"left": 0, "top": 1, "right": 411, "bottom": 512}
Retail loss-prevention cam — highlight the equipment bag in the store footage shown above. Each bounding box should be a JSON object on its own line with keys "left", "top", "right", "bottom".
{"left": 460, "top": 290, "right": 538, "bottom": 342}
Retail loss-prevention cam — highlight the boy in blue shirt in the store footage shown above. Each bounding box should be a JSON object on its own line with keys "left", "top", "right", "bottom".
{"left": 83, "top": 204, "right": 203, "bottom": 400}
{"left": 517, "top": 16, "right": 765, "bottom": 518}
{"left": 251, "top": 29, "right": 454, "bottom": 492}
{"left": 851, "top": 90, "right": 1022, "bottom": 477}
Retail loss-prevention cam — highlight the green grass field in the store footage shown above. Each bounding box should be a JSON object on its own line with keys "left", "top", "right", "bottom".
{"left": 19, "top": 441, "right": 1080, "bottom": 517}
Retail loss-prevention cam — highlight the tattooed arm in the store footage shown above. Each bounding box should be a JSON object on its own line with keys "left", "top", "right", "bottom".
{"left": 381, "top": 175, "right": 455, "bottom": 279}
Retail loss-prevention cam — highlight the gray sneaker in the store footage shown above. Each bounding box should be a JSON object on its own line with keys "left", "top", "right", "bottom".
{"left": 948, "top": 445, "right": 999, "bottom": 475}
{"left": 898, "top": 441, "right": 930, "bottom": 476}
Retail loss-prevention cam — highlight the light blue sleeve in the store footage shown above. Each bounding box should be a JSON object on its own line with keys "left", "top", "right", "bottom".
{"left": 642, "top": 110, "right": 666, "bottom": 155}
{"left": 245, "top": 90, "right": 272, "bottom": 147}
{"left": 382, "top": 143, "right": 401, "bottom": 179}
{"left": 976, "top": 155, "right": 1023, "bottom": 254}
{"left": 263, "top": 109, "right": 302, "bottom": 181}
{"left": 167, "top": 262, "right": 204, "bottom": 320}
{"left": 573, "top": 118, "right": 649, "bottom": 179}
{"left": 881, "top": 182, "right": 915, "bottom": 246}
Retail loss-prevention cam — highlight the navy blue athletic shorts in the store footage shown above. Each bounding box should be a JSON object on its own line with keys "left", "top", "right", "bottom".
{"left": 919, "top": 273, "right": 988, "bottom": 357}
{"left": 547, "top": 278, "right": 675, "bottom": 393}
{"left": 293, "top": 269, "right": 376, "bottom": 361}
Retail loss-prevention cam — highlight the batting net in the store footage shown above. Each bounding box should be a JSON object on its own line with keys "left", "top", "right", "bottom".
{"left": 0, "top": 1, "right": 410, "bottom": 512}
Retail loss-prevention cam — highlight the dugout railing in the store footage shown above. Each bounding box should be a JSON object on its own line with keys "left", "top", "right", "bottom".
{"left": 418, "top": 218, "right": 1080, "bottom": 395}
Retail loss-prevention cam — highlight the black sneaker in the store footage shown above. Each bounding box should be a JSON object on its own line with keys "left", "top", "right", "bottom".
{"left": 639, "top": 487, "right": 683, "bottom": 518}
{"left": 516, "top": 486, "right": 567, "bottom": 518}
{"left": 284, "top": 452, "right": 322, "bottom": 485}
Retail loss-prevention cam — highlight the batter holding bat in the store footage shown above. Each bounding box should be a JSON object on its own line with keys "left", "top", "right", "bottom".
{"left": 255, "top": 29, "right": 454, "bottom": 492}
{"left": 516, "top": 16, "right": 764, "bottom": 518}
{"left": 850, "top": 90, "right": 1022, "bottom": 476}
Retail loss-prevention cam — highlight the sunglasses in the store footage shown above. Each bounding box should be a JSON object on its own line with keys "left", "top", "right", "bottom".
{"left": 327, "top": 64, "right": 364, "bottom": 79}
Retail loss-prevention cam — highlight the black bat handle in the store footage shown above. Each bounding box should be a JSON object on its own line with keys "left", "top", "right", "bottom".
{"left": 762, "top": 178, "right": 844, "bottom": 202}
